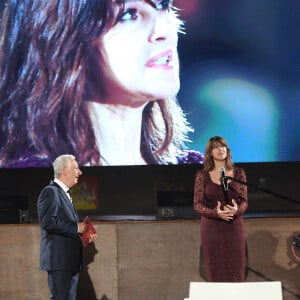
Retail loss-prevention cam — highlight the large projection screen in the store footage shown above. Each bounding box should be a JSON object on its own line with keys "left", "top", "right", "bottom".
{"left": 0, "top": 0, "right": 299, "bottom": 168}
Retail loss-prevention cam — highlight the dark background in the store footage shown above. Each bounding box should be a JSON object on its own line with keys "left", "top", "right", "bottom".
{"left": 1, "top": 162, "right": 300, "bottom": 223}
{"left": 175, "top": 0, "right": 300, "bottom": 162}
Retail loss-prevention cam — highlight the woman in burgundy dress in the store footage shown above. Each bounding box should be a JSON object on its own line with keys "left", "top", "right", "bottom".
{"left": 194, "top": 136, "right": 248, "bottom": 282}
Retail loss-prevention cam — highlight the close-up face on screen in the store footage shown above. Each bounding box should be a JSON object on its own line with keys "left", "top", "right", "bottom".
{"left": 0, "top": 0, "right": 299, "bottom": 168}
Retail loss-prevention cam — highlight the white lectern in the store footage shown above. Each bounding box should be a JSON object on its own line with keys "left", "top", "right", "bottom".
{"left": 186, "top": 281, "right": 282, "bottom": 300}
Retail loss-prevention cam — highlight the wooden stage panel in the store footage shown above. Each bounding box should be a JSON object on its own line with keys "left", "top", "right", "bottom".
{"left": 0, "top": 218, "right": 300, "bottom": 300}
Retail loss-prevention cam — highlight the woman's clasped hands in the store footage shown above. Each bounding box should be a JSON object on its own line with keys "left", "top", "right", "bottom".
{"left": 217, "top": 199, "right": 238, "bottom": 222}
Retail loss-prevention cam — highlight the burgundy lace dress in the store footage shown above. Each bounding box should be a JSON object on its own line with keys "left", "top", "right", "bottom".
{"left": 194, "top": 167, "right": 248, "bottom": 282}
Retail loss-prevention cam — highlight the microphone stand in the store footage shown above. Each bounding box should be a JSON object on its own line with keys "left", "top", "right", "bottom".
{"left": 225, "top": 176, "right": 300, "bottom": 206}
{"left": 221, "top": 177, "right": 229, "bottom": 204}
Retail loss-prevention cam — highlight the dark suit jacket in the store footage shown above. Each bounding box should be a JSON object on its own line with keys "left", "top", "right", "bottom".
{"left": 37, "top": 181, "right": 82, "bottom": 272}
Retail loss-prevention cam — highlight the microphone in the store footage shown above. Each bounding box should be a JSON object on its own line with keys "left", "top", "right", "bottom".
{"left": 219, "top": 167, "right": 228, "bottom": 192}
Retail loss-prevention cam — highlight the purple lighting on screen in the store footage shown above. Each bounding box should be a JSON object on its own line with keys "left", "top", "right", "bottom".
{"left": 174, "top": 0, "right": 201, "bottom": 18}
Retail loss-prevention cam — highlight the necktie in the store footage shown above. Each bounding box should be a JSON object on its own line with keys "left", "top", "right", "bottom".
{"left": 66, "top": 190, "right": 73, "bottom": 202}
{"left": 67, "top": 189, "right": 79, "bottom": 220}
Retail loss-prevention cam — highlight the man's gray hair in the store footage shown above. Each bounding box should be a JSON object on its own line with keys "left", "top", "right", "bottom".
{"left": 53, "top": 154, "right": 75, "bottom": 178}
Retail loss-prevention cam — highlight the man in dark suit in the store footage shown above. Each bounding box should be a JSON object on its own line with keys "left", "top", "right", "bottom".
{"left": 37, "top": 154, "right": 91, "bottom": 300}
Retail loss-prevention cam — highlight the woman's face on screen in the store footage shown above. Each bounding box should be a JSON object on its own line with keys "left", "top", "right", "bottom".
{"left": 93, "top": 0, "right": 181, "bottom": 105}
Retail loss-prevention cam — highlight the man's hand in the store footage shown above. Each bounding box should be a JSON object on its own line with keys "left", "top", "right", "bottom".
{"left": 88, "top": 233, "right": 97, "bottom": 244}
{"left": 77, "top": 222, "right": 87, "bottom": 234}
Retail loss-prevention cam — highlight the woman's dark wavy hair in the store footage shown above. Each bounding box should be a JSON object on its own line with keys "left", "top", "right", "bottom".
{"left": 203, "top": 136, "right": 234, "bottom": 172}
{"left": 0, "top": 0, "right": 192, "bottom": 167}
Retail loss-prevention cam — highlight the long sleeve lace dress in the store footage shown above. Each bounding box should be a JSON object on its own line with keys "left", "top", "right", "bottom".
{"left": 194, "top": 167, "right": 248, "bottom": 282}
